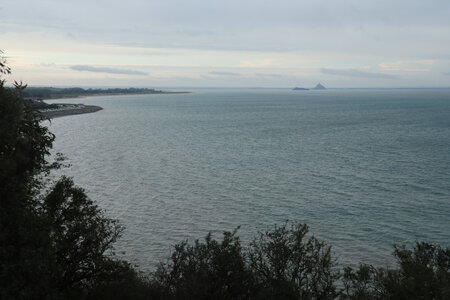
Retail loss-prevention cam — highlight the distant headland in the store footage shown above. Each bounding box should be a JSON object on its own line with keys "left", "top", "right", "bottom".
{"left": 293, "top": 83, "right": 326, "bottom": 91}
{"left": 21, "top": 87, "right": 189, "bottom": 118}
{"left": 22, "top": 87, "right": 189, "bottom": 100}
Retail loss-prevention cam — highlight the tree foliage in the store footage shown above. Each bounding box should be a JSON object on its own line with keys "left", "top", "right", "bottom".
{"left": 152, "top": 229, "right": 254, "bottom": 299}
{"left": 342, "top": 242, "right": 450, "bottom": 300}
{"left": 151, "top": 223, "right": 340, "bottom": 300}
{"left": 249, "top": 223, "right": 340, "bottom": 299}
{"left": 0, "top": 51, "right": 138, "bottom": 299}
{"left": 42, "top": 177, "right": 124, "bottom": 294}
{"left": 1, "top": 52, "right": 57, "bottom": 299}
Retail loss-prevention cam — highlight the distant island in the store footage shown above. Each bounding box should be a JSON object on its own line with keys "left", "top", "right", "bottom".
{"left": 21, "top": 87, "right": 189, "bottom": 100}
{"left": 293, "top": 83, "right": 326, "bottom": 91}
{"left": 312, "top": 83, "right": 326, "bottom": 90}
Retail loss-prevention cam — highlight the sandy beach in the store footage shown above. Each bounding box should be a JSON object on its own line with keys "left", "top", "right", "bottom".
{"left": 41, "top": 105, "right": 103, "bottom": 118}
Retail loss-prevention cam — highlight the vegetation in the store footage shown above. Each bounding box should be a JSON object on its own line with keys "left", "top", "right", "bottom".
{"left": 20, "top": 87, "right": 164, "bottom": 100}
{"left": 342, "top": 243, "right": 450, "bottom": 299}
{"left": 1, "top": 52, "right": 449, "bottom": 299}
{"left": 151, "top": 231, "right": 450, "bottom": 300}
{"left": 21, "top": 98, "right": 59, "bottom": 110}
{"left": 248, "top": 223, "right": 339, "bottom": 299}
{"left": 150, "top": 224, "right": 340, "bottom": 299}
{"left": 0, "top": 52, "right": 147, "bottom": 299}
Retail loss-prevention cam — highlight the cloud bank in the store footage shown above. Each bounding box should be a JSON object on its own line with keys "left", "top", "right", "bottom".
{"left": 321, "top": 68, "right": 396, "bottom": 79}
{"left": 379, "top": 60, "right": 435, "bottom": 72}
{"left": 3, "top": 1, "right": 450, "bottom": 87}
{"left": 70, "top": 65, "right": 148, "bottom": 76}
{"left": 209, "top": 71, "right": 240, "bottom": 76}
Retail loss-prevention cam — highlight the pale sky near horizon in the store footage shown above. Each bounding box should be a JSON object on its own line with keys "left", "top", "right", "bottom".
{"left": 1, "top": 0, "right": 450, "bottom": 88}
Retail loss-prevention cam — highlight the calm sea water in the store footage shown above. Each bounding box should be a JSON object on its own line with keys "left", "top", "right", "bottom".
{"left": 48, "top": 89, "right": 450, "bottom": 269}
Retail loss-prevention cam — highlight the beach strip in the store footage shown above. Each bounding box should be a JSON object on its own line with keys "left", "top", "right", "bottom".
{"left": 41, "top": 105, "right": 103, "bottom": 118}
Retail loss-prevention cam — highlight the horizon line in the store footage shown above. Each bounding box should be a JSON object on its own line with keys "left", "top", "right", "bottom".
{"left": 9, "top": 85, "right": 450, "bottom": 90}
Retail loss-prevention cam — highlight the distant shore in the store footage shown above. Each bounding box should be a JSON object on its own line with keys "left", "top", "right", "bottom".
{"left": 21, "top": 86, "right": 191, "bottom": 102}
{"left": 39, "top": 91, "right": 190, "bottom": 101}
{"left": 41, "top": 105, "right": 103, "bottom": 118}
{"left": 31, "top": 89, "right": 190, "bottom": 118}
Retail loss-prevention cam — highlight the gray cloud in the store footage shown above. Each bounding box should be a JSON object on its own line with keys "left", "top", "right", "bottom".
{"left": 444, "top": 72, "right": 450, "bottom": 76}
{"left": 70, "top": 65, "right": 148, "bottom": 76}
{"left": 321, "top": 68, "right": 396, "bottom": 79}
{"left": 3, "top": 1, "right": 450, "bottom": 87}
{"left": 4, "top": 0, "right": 450, "bottom": 55}
{"left": 255, "top": 73, "right": 284, "bottom": 78}
{"left": 40, "top": 63, "right": 56, "bottom": 67}
{"left": 209, "top": 71, "right": 240, "bottom": 76}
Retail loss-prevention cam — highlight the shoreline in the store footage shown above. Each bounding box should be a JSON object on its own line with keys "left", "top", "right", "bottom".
{"left": 41, "top": 105, "right": 103, "bottom": 118}
{"left": 37, "top": 91, "right": 190, "bottom": 101}
{"left": 37, "top": 91, "right": 190, "bottom": 119}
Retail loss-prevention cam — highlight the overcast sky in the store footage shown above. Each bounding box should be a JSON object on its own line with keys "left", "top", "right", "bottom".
{"left": 1, "top": 0, "right": 450, "bottom": 87}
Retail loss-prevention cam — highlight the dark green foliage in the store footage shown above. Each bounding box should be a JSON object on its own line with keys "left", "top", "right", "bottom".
{"left": 0, "top": 82, "right": 53, "bottom": 194}
{"left": 42, "top": 177, "right": 124, "bottom": 294}
{"left": 152, "top": 229, "right": 254, "bottom": 300}
{"left": 342, "top": 242, "right": 450, "bottom": 300}
{"left": 342, "top": 264, "right": 387, "bottom": 299}
{"left": 0, "top": 51, "right": 11, "bottom": 77}
{"left": 151, "top": 223, "right": 340, "bottom": 300}
{"left": 22, "top": 98, "right": 59, "bottom": 109}
{"left": 0, "top": 51, "right": 144, "bottom": 299}
{"left": 248, "top": 223, "right": 340, "bottom": 299}
{"left": 85, "top": 261, "right": 154, "bottom": 300}
{"left": 1, "top": 54, "right": 57, "bottom": 299}
{"left": 388, "top": 242, "right": 450, "bottom": 299}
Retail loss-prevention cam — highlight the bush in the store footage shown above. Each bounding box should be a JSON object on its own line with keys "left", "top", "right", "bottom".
{"left": 342, "top": 242, "right": 450, "bottom": 300}
{"left": 248, "top": 223, "right": 340, "bottom": 299}
{"left": 151, "top": 229, "right": 254, "bottom": 300}
{"left": 151, "top": 223, "right": 340, "bottom": 300}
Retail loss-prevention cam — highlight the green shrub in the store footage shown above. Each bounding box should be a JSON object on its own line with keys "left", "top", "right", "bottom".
{"left": 342, "top": 242, "right": 450, "bottom": 300}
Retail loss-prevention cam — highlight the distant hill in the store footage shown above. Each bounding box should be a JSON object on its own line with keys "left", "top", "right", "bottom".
{"left": 293, "top": 83, "right": 326, "bottom": 91}
{"left": 19, "top": 87, "right": 186, "bottom": 100}
{"left": 312, "top": 83, "right": 326, "bottom": 90}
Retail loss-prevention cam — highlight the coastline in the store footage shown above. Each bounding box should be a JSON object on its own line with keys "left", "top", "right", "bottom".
{"left": 37, "top": 91, "right": 191, "bottom": 118}
{"left": 41, "top": 105, "right": 103, "bottom": 119}
{"left": 39, "top": 91, "right": 190, "bottom": 101}
{"left": 36, "top": 90, "right": 190, "bottom": 119}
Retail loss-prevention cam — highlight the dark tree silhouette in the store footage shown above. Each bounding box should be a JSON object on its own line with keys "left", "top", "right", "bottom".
{"left": 0, "top": 51, "right": 145, "bottom": 299}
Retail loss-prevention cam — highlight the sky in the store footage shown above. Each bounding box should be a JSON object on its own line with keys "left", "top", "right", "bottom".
{"left": 1, "top": 0, "right": 450, "bottom": 88}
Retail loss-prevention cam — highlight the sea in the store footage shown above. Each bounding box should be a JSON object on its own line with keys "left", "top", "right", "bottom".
{"left": 48, "top": 89, "right": 450, "bottom": 270}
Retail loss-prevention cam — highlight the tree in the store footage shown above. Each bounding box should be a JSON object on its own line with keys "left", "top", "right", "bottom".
{"left": 42, "top": 177, "right": 124, "bottom": 294}
{"left": 248, "top": 223, "right": 340, "bottom": 299}
{"left": 151, "top": 223, "right": 341, "bottom": 300}
{"left": 0, "top": 50, "right": 142, "bottom": 299}
{"left": 0, "top": 51, "right": 58, "bottom": 299}
{"left": 152, "top": 229, "right": 254, "bottom": 300}
{"left": 341, "top": 264, "right": 387, "bottom": 299}
{"left": 342, "top": 242, "right": 450, "bottom": 300}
